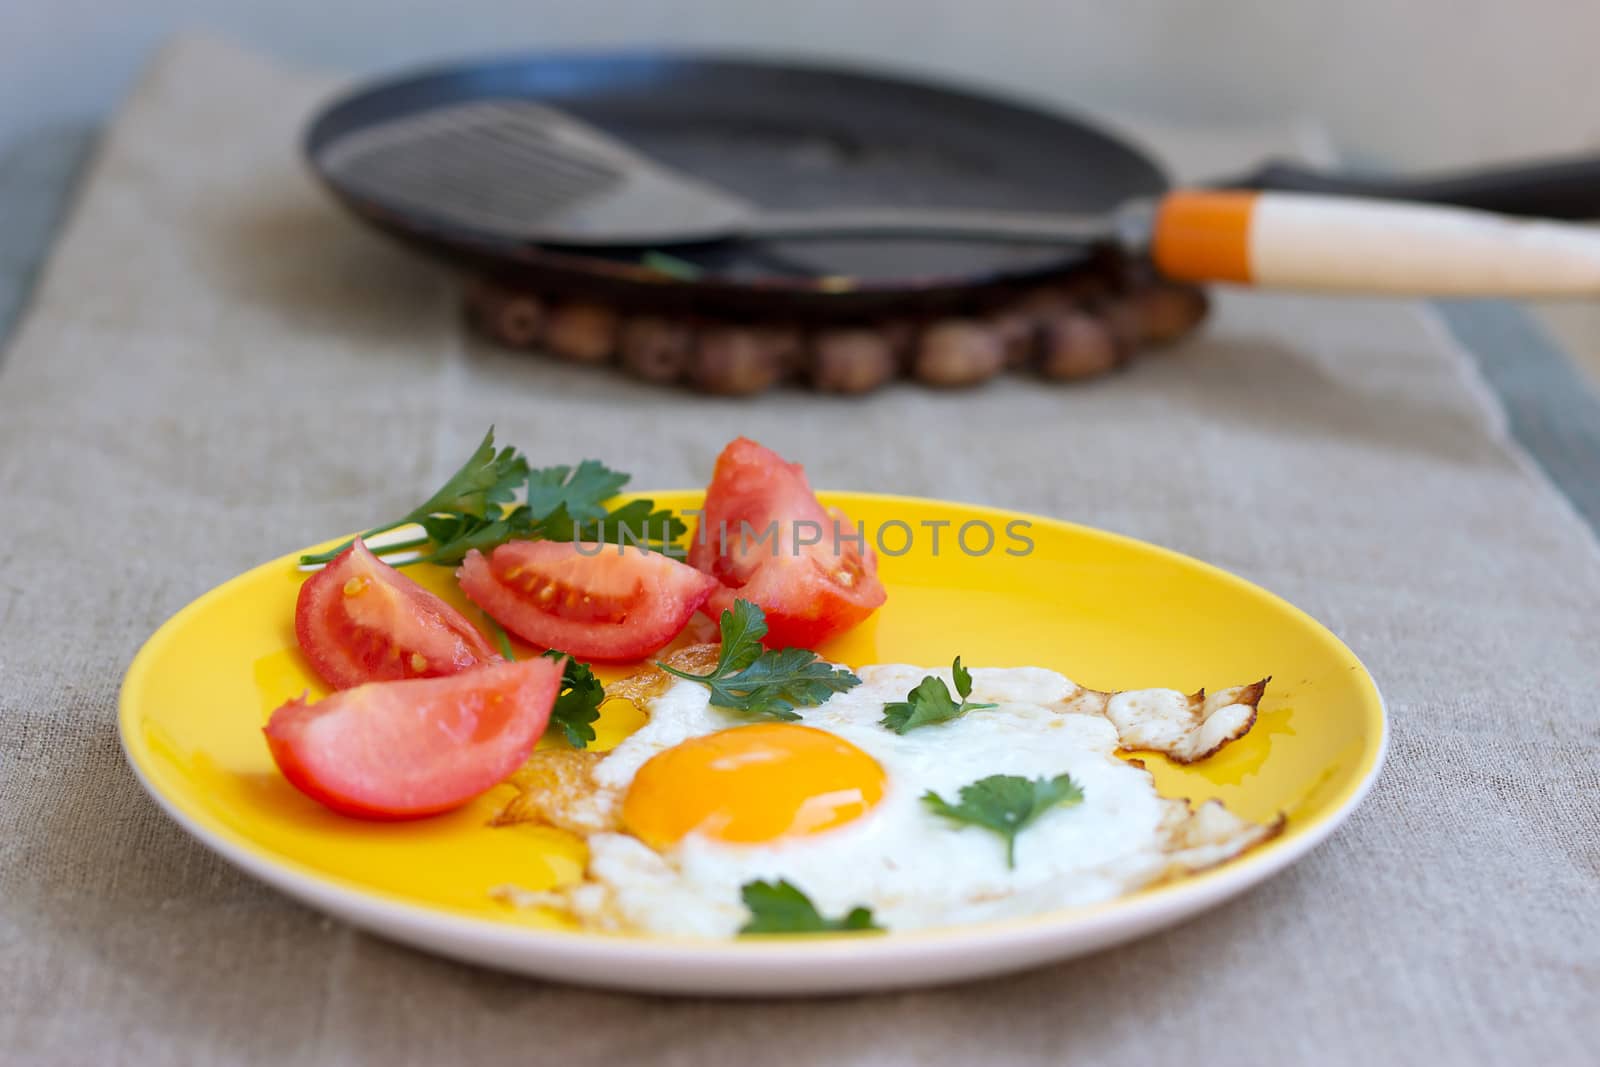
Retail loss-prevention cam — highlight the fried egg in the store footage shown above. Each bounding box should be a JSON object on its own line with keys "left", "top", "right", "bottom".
{"left": 493, "top": 650, "right": 1280, "bottom": 937}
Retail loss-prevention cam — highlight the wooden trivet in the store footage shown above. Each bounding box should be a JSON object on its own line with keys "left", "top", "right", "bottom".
{"left": 463, "top": 265, "right": 1208, "bottom": 395}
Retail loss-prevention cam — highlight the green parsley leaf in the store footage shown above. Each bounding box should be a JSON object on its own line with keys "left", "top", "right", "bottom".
{"left": 738, "top": 880, "right": 883, "bottom": 935}
{"left": 595, "top": 499, "right": 690, "bottom": 557}
{"left": 880, "top": 657, "right": 997, "bottom": 734}
{"left": 417, "top": 508, "right": 534, "bottom": 567}
{"left": 296, "top": 427, "right": 684, "bottom": 568}
{"left": 922, "top": 773, "right": 1085, "bottom": 869}
{"left": 542, "top": 650, "right": 607, "bottom": 749}
{"left": 951, "top": 656, "right": 975, "bottom": 700}
{"left": 702, "top": 648, "right": 860, "bottom": 721}
{"left": 525, "top": 460, "right": 630, "bottom": 523}
{"left": 414, "top": 429, "right": 529, "bottom": 519}
{"left": 299, "top": 427, "right": 527, "bottom": 565}
{"left": 475, "top": 621, "right": 603, "bottom": 750}
{"left": 658, "top": 600, "right": 860, "bottom": 720}
{"left": 539, "top": 498, "right": 689, "bottom": 558}
{"left": 707, "top": 599, "right": 769, "bottom": 675}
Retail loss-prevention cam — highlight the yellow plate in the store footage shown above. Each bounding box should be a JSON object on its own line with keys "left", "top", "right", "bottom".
{"left": 120, "top": 492, "right": 1384, "bottom": 995}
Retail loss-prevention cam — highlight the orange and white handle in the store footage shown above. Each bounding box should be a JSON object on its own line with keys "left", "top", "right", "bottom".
{"left": 1151, "top": 190, "right": 1600, "bottom": 295}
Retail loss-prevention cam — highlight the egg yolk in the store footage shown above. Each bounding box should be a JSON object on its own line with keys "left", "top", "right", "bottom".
{"left": 621, "top": 723, "right": 886, "bottom": 849}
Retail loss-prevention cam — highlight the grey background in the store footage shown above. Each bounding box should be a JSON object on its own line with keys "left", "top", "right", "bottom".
{"left": 6, "top": 0, "right": 1600, "bottom": 169}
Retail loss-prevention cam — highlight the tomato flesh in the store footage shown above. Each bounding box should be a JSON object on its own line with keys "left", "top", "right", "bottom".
{"left": 295, "top": 539, "right": 500, "bottom": 690}
{"left": 688, "top": 437, "right": 886, "bottom": 649}
{"left": 457, "top": 540, "right": 718, "bottom": 662}
{"left": 264, "top": 656, "right": 560, "bottom": 819}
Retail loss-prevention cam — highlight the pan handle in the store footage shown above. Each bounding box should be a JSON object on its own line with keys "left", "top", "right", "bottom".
{"left": 1151, "top": 191, "right": 1600, "bottom": 296}
{"left": 1221, "top": 154, "right": 1600, "bottom": 220}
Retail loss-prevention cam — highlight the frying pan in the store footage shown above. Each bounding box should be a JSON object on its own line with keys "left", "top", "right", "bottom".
{"left": 305, "top": 51, "right": 1600, "bottom": 317}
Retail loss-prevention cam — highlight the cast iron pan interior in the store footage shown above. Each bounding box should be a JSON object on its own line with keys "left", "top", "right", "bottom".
{"left": 306, "top": 52, "right": 1168, "bottom": 316}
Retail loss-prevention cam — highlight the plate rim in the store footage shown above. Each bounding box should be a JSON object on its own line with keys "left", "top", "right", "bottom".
{"left": 118, "top": 491, "right": 1387, "bottom": 992}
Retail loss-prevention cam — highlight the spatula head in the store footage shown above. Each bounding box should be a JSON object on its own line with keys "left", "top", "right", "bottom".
{"left": 314, "top": 100, "right": 755, "bottom": 245}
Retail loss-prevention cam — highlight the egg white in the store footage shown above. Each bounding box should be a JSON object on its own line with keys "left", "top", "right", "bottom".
{"left": 520, "top": 665, "right": 1272, "bottom": 938}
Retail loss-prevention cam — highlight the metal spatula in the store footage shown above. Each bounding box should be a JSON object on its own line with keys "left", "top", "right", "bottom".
{"left": 319, "top": 100, "right": 1600, "bottom": 296}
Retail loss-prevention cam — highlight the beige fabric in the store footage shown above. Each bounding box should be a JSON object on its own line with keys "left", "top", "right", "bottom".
{"left": 2, "top": 34, "right": 1597, "bottom": 1066}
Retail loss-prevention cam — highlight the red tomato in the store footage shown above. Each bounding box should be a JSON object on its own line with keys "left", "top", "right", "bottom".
{"left": 688, "top": 437, "right": 886, "bottom": 648}
{"left": 264, "top": 656, "right": 560, "bottom": 819}
{"left": 456, "top": 540, "right": 718, "bottom": 662}
{"left": 295, "top": 539, "right": 500, "bottom": 690}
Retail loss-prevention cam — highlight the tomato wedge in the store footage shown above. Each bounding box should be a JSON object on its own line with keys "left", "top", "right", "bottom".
{"left": 295, "top": 539, "right": 500, "bottom": 690}
{"left": 264, "top": 656, "right": 560, "bottom": 819}
{"left": 688, "top": 437, "right": 886, "bottom": 648}
{"left": 457, "top": 540, "right": 718, "bottom": 662}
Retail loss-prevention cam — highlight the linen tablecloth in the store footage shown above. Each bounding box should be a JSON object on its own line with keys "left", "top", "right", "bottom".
{"left": 2, "top": 35, "right": 1596, "bottom": 1066}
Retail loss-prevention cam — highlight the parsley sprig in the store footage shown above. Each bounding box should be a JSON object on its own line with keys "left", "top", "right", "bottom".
{"left": 738, "top": 880, "right": 883, "bottom": 935}
{"left": 476, "top": 623, "right": 607, "bottom": 749}
{"left": 658, "top": 601, "right": 861, "bottom": 720}
{"left": 298, "top": 427, "right": 685, "bottom": 568}
{"left": 542, "top": 650, "right": 607, "bottom": 749}
{"left": 880, "top": 657, "right": 997, "bottom": 734}
{"left": 923, "top": 773, "right": 1085, "bottom": 869}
